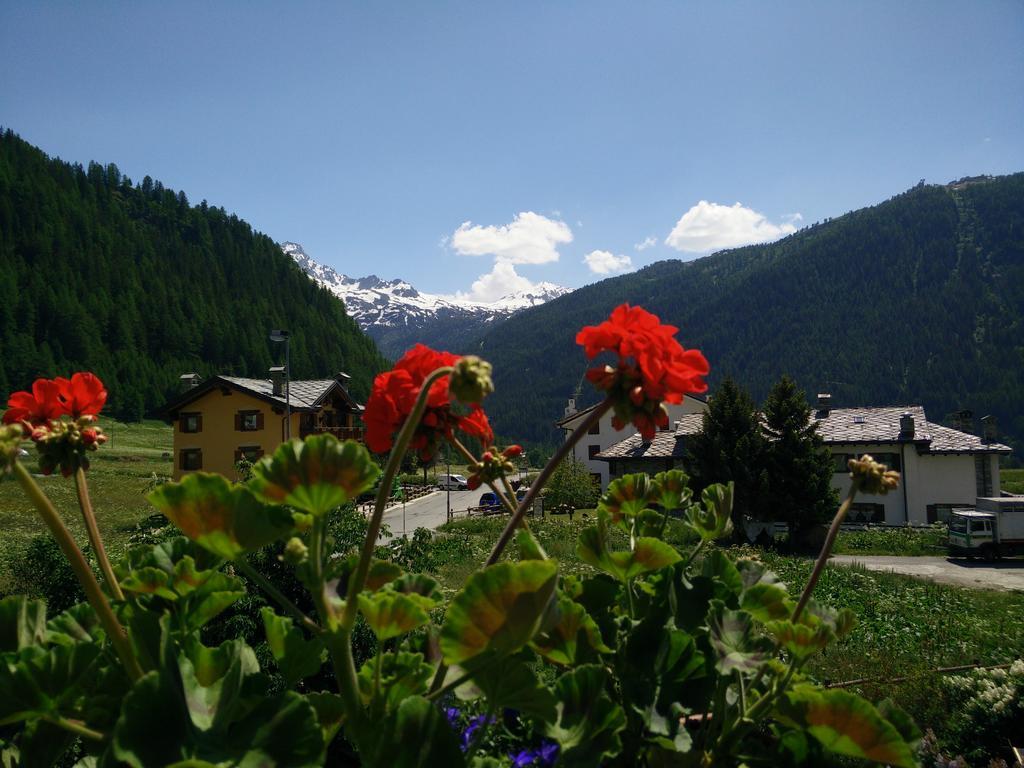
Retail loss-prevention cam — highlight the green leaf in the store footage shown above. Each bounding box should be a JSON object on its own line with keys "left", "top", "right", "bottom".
{"left": 653, "top": 469, "right": 692, "bottom": 512}
{"left": 530, "top": 594, "right": 611, "bottom": 666}
{"left": 261, "top": 608, "right": 325, "bottom": 687}
{"left": 778, "top": 686, "right": 918, "bottom": 768}
{"left": 326, "top": 555, "right": 404, "bottom": 604}
{"left": 578, "top": 519, "right": 681, "bottom": 582}
{"left": 457, "top": 654, "right": 557, "bottom": 722}
{"left": 707, "top": 605, "right": 772, "bottom": 675}
{"left": 46, "top": 603, "right": 105, "bottom": 646}
{"left": 0, "top": 642, "right": 104, "bottom": 726}
{"left": 357, "top": 651, "right": 432, "bottom": 712}
{"left": 543, "top": 665, "right": 625, "bottom": 767}
{"left": 390, "top": 572, "right": 443, "bottom": 602}
{"left": 440, "top": 560, "right": 558, "bottom": 664}
{"left": 515, "top": 527, "right": 547, "bottom": 561}
{"left": 701, "top": 549, "right": 743, "bottom": 602}
{"left": 765, "top": 619, "right": 832, "bottom": 660}
{"left": 148, "top": 474, "right": 296, "bottom": 559}
{"left": 686, "top": 482, "right": 734, "bottom": 541}
{"left": 0, "top": 596, "right": 47, "bottom": 652}
{"left": 358, "top": 590, "right": 435, "bottom": 641}
{"left": 598, "top": 473, "right": 658, "bottom": 524}
{"left": 362, "top": 696, "right": 465, "bottom": 768}
{"left": 307, "top": 691, "right": 346, "bottom": 743}
{"left": 249, "top": 434, "right": 380, "bottom": 517}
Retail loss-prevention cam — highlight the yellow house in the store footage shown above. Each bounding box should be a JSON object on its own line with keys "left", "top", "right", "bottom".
{"left": 162, "top": 368, "right": 364, "bottom": 480}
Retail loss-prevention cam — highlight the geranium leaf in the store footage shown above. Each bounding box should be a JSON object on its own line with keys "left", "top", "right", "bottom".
{"left": 653, "top": 469, "right": 692, "bottom": 512}
{"left": 515, "top": 528, "right": 547, "bottom": 561}
{"left": 778, "top": 686, "right": 918, "bottom": 768}
{"left": 148, "top": 474, "right": 295, "bottom": 560}
{"left": 460, "top": 654, "right": 557, "bottom": 723}
{"left": 46, "top": 603, "right": 104, "bottom": 646}
{"left": 357, "top": 651, "right": 432, "bottom": 712}
{"left": 531, "top": 594, "right": 611, "bottom": 666}
{"left": 0, "top": 596, "right": 47, "bottom": 652}
{"left": 249, "top": 434, "right": 380, "bottom": 517}
{"left": 765, "top": 619, "right": 832, "bottom": 660}
{"left": 543, "top": 665, "right": 626, "bottom": 767}
{"left": 362, "top": 695, "right": 465, "bottom": 768}
{"left": 686, "top": 482, "right": 734, "bottom": 541}
{"left": 598, "top": 473, "right": 658, "bottom": 524}
{"left": 707, "top": 605, "right": 772, "bottom": 675}
{"left": 358, "top": 591, "right": 435, "bottom": 641}
{"left": 391, "top": 572, "right": 443, "bottom": 602}
{"left": 440, "top": 560, "right": 558, "bottom": 664}
{"left": 701, "top": 549, "right": 743, "bottom": 602}
{"left": 307, "top": 691, "right": 346, "bottom": 743}
{"left": 261, "top": 608, "right": 325, "bottom": 687}
{"left": 578, "top": 522, "right": 681, "bottom": 581}
{"left": 0, "top": 642, "right": 104, "bottom": 725}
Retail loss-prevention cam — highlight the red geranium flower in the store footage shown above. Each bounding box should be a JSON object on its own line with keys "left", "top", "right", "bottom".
{"left": 363, "top": 344, "right": 493, "bottom": 460}
{"left": 576, "top": 304, "right": 709, "bottom": 439}
{"left": 3, "top": 379, "right": 66, "bottom": 426}
{"left": 55, "top": 373, "right": 107, "bottom": 419}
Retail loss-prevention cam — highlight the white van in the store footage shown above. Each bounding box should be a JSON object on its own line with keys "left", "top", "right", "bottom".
{"left": 437, "top": 473, "right": 469, "bottom": 490}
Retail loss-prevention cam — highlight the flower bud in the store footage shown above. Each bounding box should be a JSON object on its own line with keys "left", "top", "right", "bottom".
{"left": 282, "top": 536, "right": 309, "bottom": 565}
{"left": 848, "top": 454, "right": 900, "bottom": 495}
{"left": 503, "top": 445, "right": 523, "bottom": 458}
{"left": 449, "top": 356, "right": 494, "bottom": 404}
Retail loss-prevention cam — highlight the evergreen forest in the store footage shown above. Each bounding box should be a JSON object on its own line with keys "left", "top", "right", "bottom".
{"left": 0, "top": 130, "right": 388, "bottom": 419}
{"left": 474, "top": 175, "right": 1024, "bottom": 457}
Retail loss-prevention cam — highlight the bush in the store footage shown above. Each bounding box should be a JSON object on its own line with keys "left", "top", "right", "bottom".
{"left": 940, "top": 660, "right": 1024, "bottom": 764}
{"left": 5, "top": 534, "right": 85, "bottom": 613}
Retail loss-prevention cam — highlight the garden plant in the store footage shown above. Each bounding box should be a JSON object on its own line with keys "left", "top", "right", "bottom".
{"left": 0, "top": 306, "right": 922, "bottom": 766}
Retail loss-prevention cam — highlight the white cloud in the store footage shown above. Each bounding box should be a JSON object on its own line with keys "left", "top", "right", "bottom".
{"left": 634, "top": 235, "right": 657, "bottom": 251}
{"left": 665, "top": 201, "right": 800, "bottom": 253}
{"left": 454, "top": 262, "right": 537, "bottom": 303}
{"left": 451, "top": 211, "right": 572, "bottom": 265}
{"left": 583, "top": 250, "right": 633, "bottom": 275}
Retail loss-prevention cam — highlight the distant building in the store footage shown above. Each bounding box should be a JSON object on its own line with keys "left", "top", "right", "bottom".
{"left": 594, "top": 397, "right": 1012, "bottom": 526}
{"left": 556, "top": 395, "right": 707, "bottom": 489}
{"left": 162, "top": 369, "right": 363, "bottom": 480}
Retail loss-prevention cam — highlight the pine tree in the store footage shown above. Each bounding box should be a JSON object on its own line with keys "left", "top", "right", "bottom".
{"left": 685, "top": 377, "right": 769, "bottom": 534}
{"left": 760, "top": 376, "right": 837, "bottom": 533}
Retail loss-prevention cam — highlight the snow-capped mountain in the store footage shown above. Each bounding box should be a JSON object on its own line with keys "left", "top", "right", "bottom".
{"left": 283, "top": 242, "right": 569, "bottom": 358}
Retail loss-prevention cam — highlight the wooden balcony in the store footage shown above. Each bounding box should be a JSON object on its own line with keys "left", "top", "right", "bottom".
{"left": 300, "top": 425, "right": 365, "bottom": 442}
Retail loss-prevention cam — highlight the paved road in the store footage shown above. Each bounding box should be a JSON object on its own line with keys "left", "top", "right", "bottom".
{"left": 378, "top": 489, "right": 480, "bottom": 541}
{"left": 830, "top": 555, "right": 1024, "bottom": 592}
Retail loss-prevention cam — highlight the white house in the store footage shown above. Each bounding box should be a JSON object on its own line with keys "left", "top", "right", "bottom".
{"left": 556, "top": 395, "right": 707, "bottom": 489}
{"left": 592, "top": 397, "right": 1012, "bottom": 526}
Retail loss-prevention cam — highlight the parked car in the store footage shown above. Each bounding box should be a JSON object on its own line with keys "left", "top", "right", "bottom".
{"left": 478, "top": 491, "right": 501, "bottom": 510}
{"left": 436, "top": 473, "right": 469, "bottom": 490}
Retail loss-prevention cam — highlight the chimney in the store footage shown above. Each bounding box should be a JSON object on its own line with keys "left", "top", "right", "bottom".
{"left": 899, "top": 412, "right": 915, "bottom": 439}
{"left": 336, "top": 371, "right": 351, "bottom": 389}
{"left": 816, "top": 393, "right": 832, "bottom": 417}
{"left": 564, "top": 397, "right": 577, "bottom": 419}
{"left": 179, "top": 373, "right": 201, "bottom": 392}
{"left": 269, "top": 366, "right": 286, "bottom": 397}
{"left": 980, "top": 415, "right": 998, "bottom": 444}
{"left": 953, "top": 409, "right": 974, "bottom": 434}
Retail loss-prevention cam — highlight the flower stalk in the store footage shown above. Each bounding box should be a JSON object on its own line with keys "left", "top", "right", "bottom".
{"left": 74, "top": 466, "right": 124, "bottom": 601}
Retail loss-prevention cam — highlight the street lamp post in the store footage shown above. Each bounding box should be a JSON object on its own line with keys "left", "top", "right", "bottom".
{"left": 269, "top": 330, "right": 291, "bottom": 440}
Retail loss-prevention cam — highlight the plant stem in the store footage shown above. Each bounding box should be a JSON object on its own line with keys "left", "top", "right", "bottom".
{"left": 235, "top": 559, "right": 323, "bottom": 635}
{"left": 486, "top": 398, "right": 613, "bottom": 566}
{"left": 425, "top": 667, "right": 476, "bottom": 700}
{"left": 791, "top": 486, "right": 857, "bottom": 623}
{"left": 450, "top": 435, "right": 518, "bottom": 516}
{"left": 680, "top": 538, "right": 706, "bottom": 572}
{"left": 42, "top": 714, "right": 105, "bottom": 742}
{"left": 74, "top": 466, "right": 124, "bottom": 601}
{"left": 13, "top": 462, "right": 142, "bottom": 681}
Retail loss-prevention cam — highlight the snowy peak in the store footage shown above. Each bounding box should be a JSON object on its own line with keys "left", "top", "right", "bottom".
{"left": 282, "top": 241, "right": 570, "bottom": 357}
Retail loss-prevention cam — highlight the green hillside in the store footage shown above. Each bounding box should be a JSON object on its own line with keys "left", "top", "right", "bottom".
{"left": 0, "top": 130, "right": 388, "bottom": 417}
{"left": 475, "top": 176, "right": 1024, "bottom": 454}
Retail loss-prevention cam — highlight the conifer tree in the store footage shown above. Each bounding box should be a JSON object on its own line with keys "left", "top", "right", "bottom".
{"left": 685, "top": 377, "right": 768, "bottom": 534}
{"left": 760, "top": 375, "right": 837, "bottom": 533}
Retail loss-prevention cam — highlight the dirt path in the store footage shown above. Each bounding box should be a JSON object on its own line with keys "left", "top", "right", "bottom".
{"left": 830, "top": 555, "right": 1024, "bottom": 592}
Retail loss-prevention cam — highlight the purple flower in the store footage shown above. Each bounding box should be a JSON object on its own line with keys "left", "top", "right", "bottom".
{"left": 508, "top": 740, "right": 559, "bottom": 767}
{"left": 445, "top": 707, "right": 461, "bottom": 728}
{"left": 537, "top": 740, "right": 559, "bottom": 766}
{"left": 460, "top": 714, "right": 495, "bottom": 751}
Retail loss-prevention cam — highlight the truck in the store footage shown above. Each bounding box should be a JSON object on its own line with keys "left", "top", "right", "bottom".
{"left": 948, "top": 497, "right": 1024, "bottom": 559}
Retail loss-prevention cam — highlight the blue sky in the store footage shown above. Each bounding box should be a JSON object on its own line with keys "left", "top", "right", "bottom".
{"left": 3, "top": 1, "right": 1022, "bottom": 300}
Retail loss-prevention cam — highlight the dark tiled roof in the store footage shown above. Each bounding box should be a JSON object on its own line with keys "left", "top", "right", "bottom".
{"left": 674, "top": 413, "right": 705, "bottom": 436}
{"left": 220, "top": 377, "right": 337, "bottom": 410}
{"left": 595, "top": 429, "right": 686, "bottom": 460}
{"left": 813, "top": 406, "right": 1009, "bottom": 454}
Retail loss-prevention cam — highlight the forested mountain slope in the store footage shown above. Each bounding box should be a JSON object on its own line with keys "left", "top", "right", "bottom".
{"left": 475, "top": 176, "right": 1024, "bottom": 454}
{"left": 0, "top": 130, "right": 387, "bottom": 419}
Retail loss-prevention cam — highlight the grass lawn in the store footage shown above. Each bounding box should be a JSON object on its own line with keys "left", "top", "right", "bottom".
{"left": 427, "top": 515, "right": 1024, "bottom": 742}
{"left": 0, "top": 419, "right": 172, "bottom": 589}
{"left": 1003, "top": 467, "right": 1024, "bottom": 495}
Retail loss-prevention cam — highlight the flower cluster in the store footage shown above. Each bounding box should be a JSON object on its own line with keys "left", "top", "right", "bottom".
{"left": 363, "top": 344, "right": 493, "bottom": 461}
{"left": 2, "top": 372, "right": 108, "bottom": 475}
{"left": 847, "top": 454, "right": 900, "bottom": 495}
{"left": 467, "top": 444, "right": 523, "bottom": 491}
{"left": 576, "top": 304, "right": 709, "bottom": 439}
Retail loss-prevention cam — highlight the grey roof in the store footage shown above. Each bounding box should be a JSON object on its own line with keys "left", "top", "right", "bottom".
{"left": 595, "top": 428, "right": 686, "bottom": 460}
{"left": 813, "top": 405, "right": 1010, "bottom": 454}
{"left": 220, "top": 376, "right": 338, "bottom": 410}
{"left": 674, "top": 413, "right": 705, "bottom": 436}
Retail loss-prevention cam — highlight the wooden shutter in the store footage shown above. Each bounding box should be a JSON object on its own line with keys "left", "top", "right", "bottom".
{"left": 256, "top": 412, "right": 264, "bottom": 430}
{"left": 235, "top": 413, "right": 242, "bottom": 431}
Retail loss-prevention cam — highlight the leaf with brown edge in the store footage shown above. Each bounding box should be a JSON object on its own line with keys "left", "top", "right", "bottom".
{"left": 248, "top": 435, "right": 379, "bottom": 517}
{"left": 765, "top": 619, "right": 832, "bottom": 660}
{"left": 597, "top": 473, "right": 658, "bottom": 525}
{"left": 653, "top": 469, "right": 692, "bottom": 513}
{"left": 148, "top": 474, "right": 296, "bottom": 560}
{"left": 778, "top": 686, "right": 918, "bottom": 768}
{"left": 578, "top": 519, "right": 681, "bottom": 582}
{"left": 530, "top": 593, "right": 611, "bottom": 666}
{"left": 358, "top": 590, "right": 436, "bottom": 640}
{"left": 439, "top": 560, "right": 558, "bottom": 665}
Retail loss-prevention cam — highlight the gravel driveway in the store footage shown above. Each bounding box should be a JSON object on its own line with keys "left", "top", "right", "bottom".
{"left": 830, "top": 555, "right": 1024, "bottom": 592}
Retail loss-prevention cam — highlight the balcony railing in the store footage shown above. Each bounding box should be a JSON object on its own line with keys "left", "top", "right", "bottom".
{"left": 300, "top": 425, "right": 365, "bottom": 442}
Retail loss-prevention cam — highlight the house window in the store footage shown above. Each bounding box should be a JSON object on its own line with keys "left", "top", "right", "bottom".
{"left": 588, "top": 421, "right": 600, "bottom": 435}
{"left": 179, "top": 449, "right": 202, "bottom": 471}
{"left": 236, "top": 410, "right": 263, "bottom": 432}
{"left": 590, "top": 472, "right": 602, "bottom": 485}
{"left": 975, "top": 455, "right": 993, "bottom": 497}
{"left": 235, "top": 445, "right": 264, "bottom": 463}
{"left": 847, "top": 503, "right": 885, "bottom": 523}
{"left": 832, "top": 453, "right": 851, "bottom": 473}
{"left": 926, "top": 504, "right": 966, "bottom": 524}
{"left": 179, "top": 412, "right": 202, "bottom": 433}
{"left": 874, "top": 453, "right": 901, "bottom": 472}
{"left": 588, "top": 445, "right": 601, "bottom": 460}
